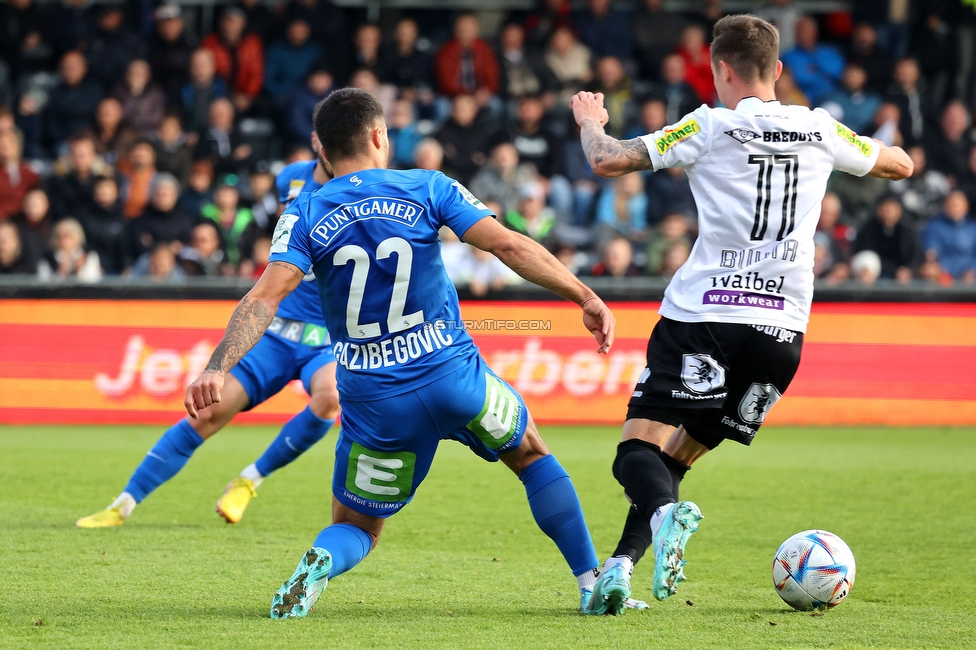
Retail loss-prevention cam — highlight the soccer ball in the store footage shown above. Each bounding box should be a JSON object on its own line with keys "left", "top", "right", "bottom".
{"left": 772, "top": 530, "right": 856, "bottom": 611}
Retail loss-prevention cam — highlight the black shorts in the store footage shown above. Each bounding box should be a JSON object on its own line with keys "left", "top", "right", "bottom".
{"left": 626, "top": 317, "right": 803, "bottom": 449}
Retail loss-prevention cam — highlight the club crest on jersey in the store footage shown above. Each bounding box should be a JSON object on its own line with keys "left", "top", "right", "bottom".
{"left": 656, "top": 119, "right": 700, "bottom": 154}
{"left": 738, "top": 382, "right": 782, "bottom": 424}
{"left": 680, "top": 353, "right": 726, "bottom": 394}
{"left": 725, "top": 128, "right": 761, "bottom": 144}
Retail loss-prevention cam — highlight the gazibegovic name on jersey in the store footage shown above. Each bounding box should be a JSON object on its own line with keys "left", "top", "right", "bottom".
{"left": 269, "top": 168, "right": 494, "bottom": 399}
{"left": 272, "top": 160, "right": 330, "bottom": 330}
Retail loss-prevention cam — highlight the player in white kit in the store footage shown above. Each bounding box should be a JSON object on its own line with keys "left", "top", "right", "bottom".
{"left": 571, "top": 14, "right": 913, "bottom": 615}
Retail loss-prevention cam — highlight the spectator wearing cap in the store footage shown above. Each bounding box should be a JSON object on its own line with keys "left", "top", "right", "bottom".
{"left": 571, "top": 0, "right": 632, "bottom": 63}
{"left": 149, "top": 4, "right": 196, "bottom": 103}
{"left": 182, "top": 49, "right": 228, "bottom": 138}
{"left": 922, "top": 191, "right": 976, "bottom": 283}
{"left": 434, "top": 94, "right": 494, "bottom": 186}
{"left": 503, "top": 182, "right": 559, "bottom": 251}
{"left": 434, "top": 14, "right": 500, "bottom": 107}
{"left": 286, "top": 66, "right": 334, "bottom": 145}
{"left": 124, "top": 173, "right": 192, "bottom": 270}
{"left": 853, "top": 196, "right": 918, "bottom": 283}
{"left": 200, "top": 178, "right": 257, "bottom": 267}
{"left": 38, "top": 217, "right": 103, "bottom": 283}
{"left": 201, "top": 8, "right": 264, "bottom": 115}
{"left": 45, "top": 51, "right": 104, "bottom": 151}
{"left": 588, "top": 236, "right": 640, "bottom": 278}
{"left": 818, "top": 63, "right": 882, "bottom": 135}
{"left": 378, "top": 18, "right": 434, "bottom": 96}
{"left": 117, "top": 139, "right": 157, "bottom": 219}
{"left": 265, "top": 19, "right": 323, "bottom": 102}
{"left": 0, "top": 221, "right": 40, "bottom": 275}
{"left": 48, "top": 134, "right": 115, "bottom": 221}
{"left": 782, "top": 16, "right": 845, "bottom": 105}
{"left": 86, "top": 5, "right": 144, "bottom": 92}
{"left": 77, "top": 176, "right": 126, "bottom": 274}
{"left": 196, "top": 98, "right": 252, "bottom": 176}
{"left": 0, "top": 130, "right": 41, "bottom": 221}
{"left": 849, "top": 250, "right": 882, "bottom": 285}
{"left": 112, "top": 59, "right": 166, "bottom": 135}
{"left": 153, "top": 114, "right": 193, "bottom": 187}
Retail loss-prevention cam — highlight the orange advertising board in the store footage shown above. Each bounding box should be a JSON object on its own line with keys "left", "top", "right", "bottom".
{"left": 1, "top": 299, "right": 974, "bottom": 426}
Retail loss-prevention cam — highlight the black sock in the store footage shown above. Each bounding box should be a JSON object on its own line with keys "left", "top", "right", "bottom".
{"left": 611, "top": 439, "right": 676, "bottom": 521}
{"left": 660, "top": 453, "right": 690, "bottom": 500}
{"left": 612, "top": 505, "right": 653, "bottom": 564}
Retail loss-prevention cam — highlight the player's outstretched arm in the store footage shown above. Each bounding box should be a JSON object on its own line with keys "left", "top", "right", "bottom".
{"left": 184, "top": 261, "right": 306, "bottom": 418}
{"left": 867, "top": 142, "right": 914, "bottom": 180}
{"left": 462, "top": 217, "right": 615, "bottom": 353}
{"left": 572, "top": 91, "right": 653, "bottom": 178}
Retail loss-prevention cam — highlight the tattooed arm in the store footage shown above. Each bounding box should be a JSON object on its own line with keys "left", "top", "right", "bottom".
{"left": 184, "top": 261, "right": 306, "bottom": 418}
{"left": 572, "top": 91, "right": 654, "bottom": 178}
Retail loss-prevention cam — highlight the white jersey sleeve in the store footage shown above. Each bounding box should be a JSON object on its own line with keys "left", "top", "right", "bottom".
{"left": 638, "top": 105, "right": 712, "bottom": 171}
{"left": 822, "top": 109, "right": 881, "bottom": 176}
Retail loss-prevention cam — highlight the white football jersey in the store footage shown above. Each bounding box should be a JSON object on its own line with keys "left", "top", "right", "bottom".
{"left": 638, "top": 97, "right": 880, "bottom": 332}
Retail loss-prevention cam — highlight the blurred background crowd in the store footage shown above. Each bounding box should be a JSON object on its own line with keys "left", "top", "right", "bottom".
{"left": 1, "top": 0, "right": 976, "bottom": 291}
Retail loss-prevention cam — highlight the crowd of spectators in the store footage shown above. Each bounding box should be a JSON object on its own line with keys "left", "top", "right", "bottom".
{"left": 2, "top": 0, "right": 976, "bottom": 289}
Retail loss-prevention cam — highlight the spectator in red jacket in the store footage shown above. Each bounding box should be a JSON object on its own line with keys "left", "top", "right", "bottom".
{"left": 434, "top": 13, "right": 500, "bottom": 108}
{"left": 201, "top": 8, "right": 264, "bottom": 115}
{"left": 674, "top": 23, "right": 716, "bottom": 106}
{"left": 0, "top": 131, "right": 41, "bottom": 220}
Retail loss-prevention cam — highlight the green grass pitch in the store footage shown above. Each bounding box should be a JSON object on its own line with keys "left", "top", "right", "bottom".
{"left": 1, "top": 425, "right": 974, "bottom": 649}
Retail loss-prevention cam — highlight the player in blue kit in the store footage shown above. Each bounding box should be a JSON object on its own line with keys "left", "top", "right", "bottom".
{"left": 184, "top": 88, "right": 636, "bottom": 616}
{"left": 76, "top": 137, "right": 340, "bottom": 528}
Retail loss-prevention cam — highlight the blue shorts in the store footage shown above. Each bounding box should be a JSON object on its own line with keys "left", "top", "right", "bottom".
{"left": 333, "top": 354, "right": 527, "bottom": 517}
{"left": 229, "top": 333, "right": 336, "bottom": 410}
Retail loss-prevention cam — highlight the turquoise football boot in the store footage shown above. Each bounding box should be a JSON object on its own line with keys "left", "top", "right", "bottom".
{"left": 270, "top": 547, "right": 333, "bottom": 619}
{"left": 651, "top": 501, "right": 703, "bottom": 601}
{"left": 586, "top": 564, "right": 631, "bottom": 616}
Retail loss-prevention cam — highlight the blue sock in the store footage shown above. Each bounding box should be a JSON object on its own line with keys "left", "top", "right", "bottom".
{"left": 313, "top": 523, "right": 373, "bottom": 579}
{"left": 124, "top": 420, "right": 204, "bottom": 503}
{"left": 254, "top": 406, "right": 334, "bottom": 477}
{"left": 520, "top": 454, "right": 600, "bottom": 577}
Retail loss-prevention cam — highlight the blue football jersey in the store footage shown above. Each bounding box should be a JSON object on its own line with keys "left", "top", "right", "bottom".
{"left": 276, "top": 160, "right": 322, "bottom": 203}
{"left": 273, "top": 161, "right": 328, "bottom": 326}
{"left": 269, "top": 168, "right": 494, "bottom": 398}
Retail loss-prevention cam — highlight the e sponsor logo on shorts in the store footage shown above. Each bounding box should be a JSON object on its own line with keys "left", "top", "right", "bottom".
{"left": 680, "top": 353, "right": 726, "bottom": 394}
{"left": 751, "top": 324, "right": 797, "bottom": 344}
{"left": 738, "top": 382, "right": 783, "bottom": 424}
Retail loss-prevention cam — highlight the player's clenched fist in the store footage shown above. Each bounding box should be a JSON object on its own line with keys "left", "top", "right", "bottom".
{"left": 185, "top": 370, "right": 225, "bottom": 418}
{"left": 571, "top": 92, "right": 610, "bottom": 128}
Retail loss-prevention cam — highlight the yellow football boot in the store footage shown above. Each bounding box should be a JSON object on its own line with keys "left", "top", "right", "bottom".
{"left": 216, "top": 477, "right": 257, "bottom": 523}
{"left": 76, "top": 507, "right": 126, "bottom": 528}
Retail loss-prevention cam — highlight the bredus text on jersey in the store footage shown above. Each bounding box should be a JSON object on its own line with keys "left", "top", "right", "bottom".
{"left": 310, "top": 196, "right": 425, "bottom": 246}
{"left": 725, "top": 128, "right": 823, "bottom": 144}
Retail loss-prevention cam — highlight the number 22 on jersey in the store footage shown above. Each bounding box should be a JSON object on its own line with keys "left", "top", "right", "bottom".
{"left": 333, "top": 236, "right": 425, "bottom": 339}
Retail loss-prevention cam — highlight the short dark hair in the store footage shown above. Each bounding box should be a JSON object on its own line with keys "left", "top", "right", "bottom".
{"left": 710, "top": 14, "right": 779, "bottom": 82}
{"left": 313, "top": 88, "right": 385, "bottom": 162}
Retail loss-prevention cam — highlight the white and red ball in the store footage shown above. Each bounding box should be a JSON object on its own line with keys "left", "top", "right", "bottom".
{"left": 772, "top": 530, "right": 856, "bottom": 611}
